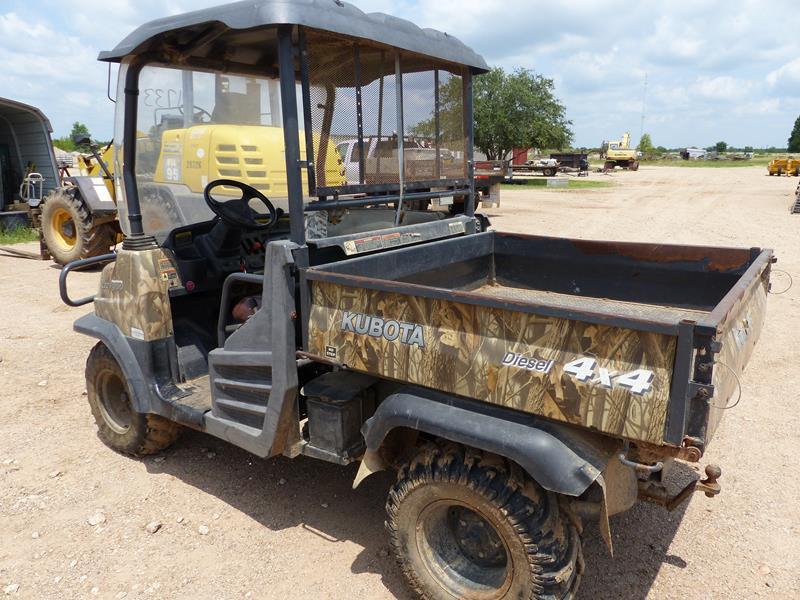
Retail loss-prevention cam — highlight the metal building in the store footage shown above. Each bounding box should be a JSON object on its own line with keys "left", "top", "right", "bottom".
{"left": 0, "top": 97, "right": 59, "bottom": 211}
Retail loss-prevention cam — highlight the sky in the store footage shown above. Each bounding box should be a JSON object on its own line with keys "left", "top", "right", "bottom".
{"left": 1, "top": 0, "right": 798, "bottom": 149}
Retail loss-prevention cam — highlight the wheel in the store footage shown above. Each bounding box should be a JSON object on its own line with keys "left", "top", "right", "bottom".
{"left": 543, "top": 168, "right": 556, "bottom": 177}
{"left": 777, "top": 168, "right": 783, "bottom": 176}
{"left": 404, "top": 198, "right": 431, "bottom": 211}
{"left": 387, "top": 441, "right": 583, "bottom": 600}
{"left": 139, "top": 184, "right": 182, "bottom": 234}
{"left": 603, "top": 160, "right": 614, "bottom": 172}
{"left": 85, "top": 343, "right": 180, "bottom": 455}
{"left": 41, "top": 188, "right": 115, "bottom": 265}
{"left": 630, "top": 161, "right": 640, "bottom": 171}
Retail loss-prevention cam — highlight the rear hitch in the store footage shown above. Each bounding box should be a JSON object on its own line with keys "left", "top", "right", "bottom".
{"left": 638, "top": 464, "right": 722, "bottom": 511}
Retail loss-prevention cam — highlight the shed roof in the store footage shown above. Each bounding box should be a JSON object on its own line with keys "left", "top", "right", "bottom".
{"left": 98, "top": 0, "right": 489, "bottom": 72}
{"left": 0, "top": 97, "right": 53, "bottom": 134}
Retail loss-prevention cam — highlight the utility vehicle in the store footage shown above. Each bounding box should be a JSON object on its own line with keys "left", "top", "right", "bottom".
{"left": 60, "top": 2, "right": 772, "bottom": 598}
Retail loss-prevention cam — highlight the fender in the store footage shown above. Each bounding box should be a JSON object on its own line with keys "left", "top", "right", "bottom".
{"left": 72, "top": 313, "right": 153, "bottom": 413}
{"left": 356, "top": 388, "right": 620, "bottom": 498}
{"left": 72, "top": 313, "right": 189, "bottom": 422}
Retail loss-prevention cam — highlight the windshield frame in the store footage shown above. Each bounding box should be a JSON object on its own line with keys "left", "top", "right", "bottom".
{"left": 116, "top": 26, "right": 476, "bottom": 246}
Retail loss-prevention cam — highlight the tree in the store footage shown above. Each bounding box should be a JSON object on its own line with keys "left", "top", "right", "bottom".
{"left": 53, "top": 122, "right": 92, "bottom": 153}
{"left": 715, "top": 141, "right": 728, "bottom": 153}
{"left": 52, "top": 136, "right": 76, "bottom": 152}
{"left": 70, "top": 122, "right": 91, "bottom": 151}
{"left": 409, "top": 68, "right": 571, "bottom": 160}
{"left": 474, "top": 68, "right": 572, "bottom": 160}
{"left": 637, "top": 133, "right": 654, "bottom": 158}
{"left": 473, "top": 68, "right": 571, "bottom": 160}
{"left": 789, "top": 115, "right": 800, "bottom": 152}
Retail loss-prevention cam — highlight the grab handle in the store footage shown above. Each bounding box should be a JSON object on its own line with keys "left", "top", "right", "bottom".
{"left": 59, "top": 253, "right": 116, "bottom": 307}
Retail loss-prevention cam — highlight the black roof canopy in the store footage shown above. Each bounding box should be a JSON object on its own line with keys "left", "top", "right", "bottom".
{"left": 98, "top": 0, "right": 489, "bottom": 73}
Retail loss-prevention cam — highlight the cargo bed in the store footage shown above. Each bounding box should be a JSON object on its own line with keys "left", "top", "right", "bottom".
{"left": 304, "top": 231, "right": 772, "bottom": 454}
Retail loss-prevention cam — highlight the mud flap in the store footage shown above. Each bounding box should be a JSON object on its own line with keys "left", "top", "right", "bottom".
{"left": 596, "top": 475, "right": 613, "bottom": 555}
{"left": 353, "top": 449, "right": 386, "bottom": 489}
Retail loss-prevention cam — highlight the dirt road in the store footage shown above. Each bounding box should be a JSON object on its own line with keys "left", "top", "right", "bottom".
{"left": 1, "top": 166, "right": 798, "bottom": 599}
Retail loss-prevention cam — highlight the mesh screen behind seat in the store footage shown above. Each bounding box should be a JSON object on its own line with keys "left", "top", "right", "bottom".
{"left": 304, "top": 30, "right": 467, "bottom": 193}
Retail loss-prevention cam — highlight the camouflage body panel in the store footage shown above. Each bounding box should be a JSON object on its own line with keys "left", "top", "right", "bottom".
{"left": 94, "top": 248, "right": 181, "bottom": 341}
{"left": 706, "top": 275, "right": 769, "bottom": 443}
{"left": 308, "top": 281, "right": 679, "bottom": 445}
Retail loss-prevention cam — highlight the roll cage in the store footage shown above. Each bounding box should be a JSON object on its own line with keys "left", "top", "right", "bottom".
{"left": 100, "top": 0, "right": 489, "bottom": 246}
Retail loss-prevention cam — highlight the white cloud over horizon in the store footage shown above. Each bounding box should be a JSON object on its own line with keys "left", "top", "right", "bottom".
{"left": 1, "top": 0, "right": 798, "bottom": 149}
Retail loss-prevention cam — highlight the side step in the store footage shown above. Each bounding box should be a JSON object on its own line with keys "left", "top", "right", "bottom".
{"left": 207, "top": 349, "right": 273, "bottom": 430}
{"left": 203, "top": 348, "right": 277, "bottom": 458}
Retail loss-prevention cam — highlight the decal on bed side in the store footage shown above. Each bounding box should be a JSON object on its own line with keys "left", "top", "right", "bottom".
{"left": 308, "top": 280, "right": 679, "bottom": 445}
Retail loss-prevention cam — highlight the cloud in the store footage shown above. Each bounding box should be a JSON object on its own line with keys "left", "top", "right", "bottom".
{"left": 0, "top": 0, "right": 798, "bottom": 148}
{"left": 766, "top": 58, "right": 800, "bottom": 96}
{"left": 691, "top": 76, "right": 754, "bottom": 100}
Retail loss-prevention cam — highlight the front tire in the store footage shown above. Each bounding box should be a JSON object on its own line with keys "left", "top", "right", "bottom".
{"left": 387, "top": 442, "right": 583, "bottom": 600}
{"left": 85, "top": 343, "right": 180, "bottom": 455}
{"left": 41, "top": 188, "right": 115, "bottom": 265}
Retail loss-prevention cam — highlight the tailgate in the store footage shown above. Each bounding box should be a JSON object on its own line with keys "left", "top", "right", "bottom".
{"left": 686, "top": 249, "right": 773, "bottom": 448}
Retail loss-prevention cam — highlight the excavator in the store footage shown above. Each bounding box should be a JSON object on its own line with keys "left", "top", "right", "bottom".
{"left": 601, "top": 132, "right": 640, "bottom": 171}
{"left": 40, "top": 74, "right": 345, "bottom": 264}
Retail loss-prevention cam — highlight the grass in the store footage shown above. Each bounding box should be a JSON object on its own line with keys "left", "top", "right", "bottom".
{"left": 645, "top": 156, "right": 774, "bottom": 168}
{"left": 0, "top": 226, "right": 39, "bottom": 245}
{"left": 501, "top": 178, "right": 613, "bottom": 190}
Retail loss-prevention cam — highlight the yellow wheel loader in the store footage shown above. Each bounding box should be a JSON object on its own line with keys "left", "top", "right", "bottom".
{"left": 41, "top": 138, "right": 121, "bottom": 264}
{"left": 41, "top": 87, "right": 345, "bottom": 264}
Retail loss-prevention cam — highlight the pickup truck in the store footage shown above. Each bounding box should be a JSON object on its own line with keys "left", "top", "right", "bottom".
{"left": 337, "top": 137, "right": 506, "bottom": 211}
{"left": 336, "top": 136, "right": 458, "bottom": 185}
{"left": 473, "top": 159, "right": 509, "bottom": 207}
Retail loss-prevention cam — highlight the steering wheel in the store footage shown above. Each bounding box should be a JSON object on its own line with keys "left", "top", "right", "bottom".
{"left": 178, "top": 104, "right": 212, "bottom": 123}
{"left": 203, "top": 179, "right": 278, "bottom": 231}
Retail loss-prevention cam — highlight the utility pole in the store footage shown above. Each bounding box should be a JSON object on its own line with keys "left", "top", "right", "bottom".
{"left": 640, "top": 72, "right": 648, "bottom": 142}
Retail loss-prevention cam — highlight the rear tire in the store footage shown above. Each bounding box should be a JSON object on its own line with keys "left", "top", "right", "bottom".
{"left": 41, "top": 188, "right": 115, "bottom": 265}
{"left": 85, "top": 343, "right": 180, "bottom": 455}
{"left": 387, "top": 441, "right": 583, "bottom": 600}
{"left": 630, "top": 160, "right": 640, "bottom": 171}
{"left": 543, "top": 168, "right": 556, "bottom": 177}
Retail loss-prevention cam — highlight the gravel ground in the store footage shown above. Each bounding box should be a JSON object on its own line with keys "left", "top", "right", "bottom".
{"left": 1, "top": 166, "right": 798, "bottom": 599}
